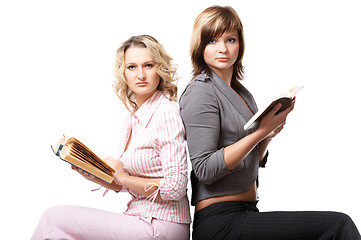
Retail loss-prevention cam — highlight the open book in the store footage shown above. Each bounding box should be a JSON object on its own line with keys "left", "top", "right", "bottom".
{"left": 51, "top": 135, "right": 115, "bottom": 183}
{"left": 244, "top": 86, "right": 303, "bottom": 130}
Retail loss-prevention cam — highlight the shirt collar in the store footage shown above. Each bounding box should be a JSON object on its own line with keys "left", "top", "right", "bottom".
{"left": 131, "top": 90, "right": 165, "bottom": 127}
{"left": 194, "top": 70, "right": 256, "bottom": 121}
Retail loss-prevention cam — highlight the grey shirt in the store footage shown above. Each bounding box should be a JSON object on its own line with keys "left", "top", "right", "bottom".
{"left": 179, "top": 71, "right": 266, "bottom": 205}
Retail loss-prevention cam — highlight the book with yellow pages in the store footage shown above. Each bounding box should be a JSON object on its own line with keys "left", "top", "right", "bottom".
{"left": 244, "top": 86, "right": 303, "bottom": 130}
{"left": 51, "top": 135, "right": 115, "bottom": 183}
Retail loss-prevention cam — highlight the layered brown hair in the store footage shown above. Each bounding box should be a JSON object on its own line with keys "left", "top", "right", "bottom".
{"left": 190, "top": 5, "right": 245, "bottom": 86}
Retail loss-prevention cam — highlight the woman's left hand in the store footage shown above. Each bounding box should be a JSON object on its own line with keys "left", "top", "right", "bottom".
{"left": 103, "top": 157, "right": 128, "bottom": 186}
{"left": 266, "top": 123, "right": 285, "bottom": 139}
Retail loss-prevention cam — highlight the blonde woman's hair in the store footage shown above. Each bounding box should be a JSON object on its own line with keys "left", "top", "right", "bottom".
{"left": 113, "top": 35, "right": 178, "bottom": 111}
{"left": 190, "top": 5, "right": 245, "bottom": 86}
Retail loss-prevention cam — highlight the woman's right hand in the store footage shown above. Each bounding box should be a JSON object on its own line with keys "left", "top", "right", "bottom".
{"left": 71, "top": 165, "right": 96, "bottom": 182}
{"left": 257, "top": 101, "right": 295, "bottom": 140}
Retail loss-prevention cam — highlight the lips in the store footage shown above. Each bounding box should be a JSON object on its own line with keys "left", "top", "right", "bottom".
{"left": 136, "top": 82, "right": 148, "bottom": 87}
{"left": 216, "top": 57, "right": 230, "bottom": 62}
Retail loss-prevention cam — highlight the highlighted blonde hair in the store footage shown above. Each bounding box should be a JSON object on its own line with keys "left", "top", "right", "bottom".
{"left": 113, "top": 35, "right": 178, "bottom": 111}
{"left": 190, "top": 5, "right": 245, "bottom": 85}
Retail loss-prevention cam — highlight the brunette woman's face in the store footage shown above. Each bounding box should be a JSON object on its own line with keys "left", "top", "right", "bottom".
{"left": 203, "top": 30, "right": 239, "bottom": 76}
{"left": 124, "top": 46, "right": 160, "bottom": 106}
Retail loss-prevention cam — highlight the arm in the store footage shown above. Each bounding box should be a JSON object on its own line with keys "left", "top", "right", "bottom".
{"left": 224, "top": 102, "right": 295, "bottom": 170}
{"left": 156, "top": 108, "right": 188, "bottom": 201}
{"left": 110, "top": 162, "right": 162, "bottom": 200}
{"left": 180, "top": 82, "right": 295, "bottom": 184}
{"left": 180, "top": 83, "right": 228, "bottom": 185}
{"left": 257, "top": 121, "right": 286, "bottom": 167}
{"left": 111, "top": 107, "right": 188, "bottom": 201}
{"left": 258, "top": 137, "right": 271, "bottom": 167}
{"left": 71, "top": 165, "right": 123, "bottom": 192}
{"left": 258, "top": 104, "right": 292, "bottom": 167}
{"left": 72, "top": 157, "right": 160, "bottom": 195}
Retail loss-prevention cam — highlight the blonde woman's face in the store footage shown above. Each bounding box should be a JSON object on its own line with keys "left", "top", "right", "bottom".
{"left": 203, "top": 30, "right": 239, "bottom": 77}
{"left": 124, "top": 46, "right": 160, "bottom": 107}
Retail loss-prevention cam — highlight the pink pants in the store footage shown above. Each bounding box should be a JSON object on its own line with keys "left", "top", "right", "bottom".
{"left": 31, "top": 205, "right": 190, "bottom": 240}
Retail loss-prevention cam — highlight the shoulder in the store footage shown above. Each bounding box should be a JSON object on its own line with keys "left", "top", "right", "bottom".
{"left": 154, "top": 98, "right": 185, "bottom": 136}
{"left": 180, "top": 74, "right": 218, "bottom": 106}
{"left": 159, "top": 96, "right": 179, "bottom": 113}
{"left": 184, "top": 74, "right": 215, "bottom": 92}
{"left": 154, "top": 96, "right": 182, "bottom": 121}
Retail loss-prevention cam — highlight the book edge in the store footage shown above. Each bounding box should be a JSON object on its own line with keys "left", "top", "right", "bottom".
{"left": 51, "top": 145, "right": 114, "bottom": 183}
{"left": 66, "top": 137, "right": 116, "bottom": 173}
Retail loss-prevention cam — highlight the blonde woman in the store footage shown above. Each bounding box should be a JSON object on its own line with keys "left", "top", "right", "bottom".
{"left": 32, "top": 35, "right": 191, "bottom": 240}
{"left": 179, "top": 5, "right": 360, "bottom": 240}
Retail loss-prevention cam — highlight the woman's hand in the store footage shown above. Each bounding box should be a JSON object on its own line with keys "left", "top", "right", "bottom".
{"left": 102, "top": 157, "right": 128, "bottom": 186}
{"left": 266, "top": 124, "right": 284, "bottom": 139}
{"left": 258, "top": 101, "right": 295, "bottom": 140}
{"left": 71, "top": 165, "right": 96, "bottom": 181}
{"left": 71, "top": 157, "right": 125, "bottom": 192}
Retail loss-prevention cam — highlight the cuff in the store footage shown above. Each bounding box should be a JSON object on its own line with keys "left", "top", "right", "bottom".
{"left": 259, "top": 150, "right": 269, "bottom": 168}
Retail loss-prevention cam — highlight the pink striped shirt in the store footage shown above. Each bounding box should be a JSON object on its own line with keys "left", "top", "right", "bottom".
{"left": 119, "top": 91, "right": 191, "bottom": 224}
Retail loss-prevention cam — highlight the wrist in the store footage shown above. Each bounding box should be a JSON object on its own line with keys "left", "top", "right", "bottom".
{"left": 116, "top": 173, "right": 130, "bottom": 186}
{"left": 253, "top": 128, "right": 269, "bottom": 142}
{"left": 263, "top": 135, "right": 273, "bottom": 143}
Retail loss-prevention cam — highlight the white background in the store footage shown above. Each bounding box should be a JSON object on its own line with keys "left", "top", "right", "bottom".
{"left": 1, "top": 0, "right": 360, "bottom": 238}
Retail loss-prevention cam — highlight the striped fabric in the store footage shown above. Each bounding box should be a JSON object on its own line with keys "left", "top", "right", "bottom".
{"left": 119, "top": 91, "right": 191, "bottom": 224}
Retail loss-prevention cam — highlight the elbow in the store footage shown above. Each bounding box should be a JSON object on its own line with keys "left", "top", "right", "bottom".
{"left": 162, "top": 189, "right": 186, "bottom": 201}
{"left": 193, "top": 169, "right": 217, "bottom": 185}
{"left": 159, "top": 176, "right": 188, "bottom": 201}
{"left": 192, "top": 161, "right": 229, "bottom": 185}
{"left": 191, "top": 150, "right": 228, "bottom": 185}
{"left": 160, "top": 188, "right": 187, "bottom": 201}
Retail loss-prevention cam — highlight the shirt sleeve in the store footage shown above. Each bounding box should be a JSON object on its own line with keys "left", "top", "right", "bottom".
{"left": 179, "top": 82, "right": 230, "bottom": 185}
{"left": 156, "top": 106, "right": 188, "bottom": 201}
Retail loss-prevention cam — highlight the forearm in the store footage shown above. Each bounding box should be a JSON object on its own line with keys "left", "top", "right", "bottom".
{"left": 224, "top": 102, "right": 295, "bottom": 170}
{"left": 92, "top": 177, "right": 123, "bottom": 192}
{"left": 224, "top": 129, "right": 267, "bottom": 171}
{"left": 258, "top": 137, "right": 271, "bottom": 163}
{"left": 118, "top": 175, "right": 162, "bottom": 200}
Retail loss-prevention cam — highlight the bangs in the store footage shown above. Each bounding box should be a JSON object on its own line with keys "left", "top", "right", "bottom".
{"left": 190, "top": 5, "right": 245, "bottom": 81}
{"left": 201, "top": 11, "right": 241, "bottom": 42}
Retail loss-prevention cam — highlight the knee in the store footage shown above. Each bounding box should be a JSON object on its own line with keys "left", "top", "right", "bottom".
{"left": 332, "top": 211, "right": 353, "bottom": 224}
{"left": 42, "top": 205, "right": 65, "bottom": 218}
{"left": 32, "top": 205, "right": 70, "bottom": 240}
{"left": 40, "top": 205, "right": 71, "bottom": 227}
{"left": 330, "top": 212, "right": 360, "bottom": 238}
{"left": 330, "top": 212, "right": 359, "bottom": 232}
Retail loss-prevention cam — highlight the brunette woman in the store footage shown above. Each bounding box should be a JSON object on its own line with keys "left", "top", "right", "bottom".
{"left": 179, "top": 5, "right": 360, "bottom": 240}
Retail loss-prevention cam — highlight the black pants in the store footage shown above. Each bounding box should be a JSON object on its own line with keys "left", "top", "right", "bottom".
{"left": 192, "top": 201, "right": 360, "bottom": 240}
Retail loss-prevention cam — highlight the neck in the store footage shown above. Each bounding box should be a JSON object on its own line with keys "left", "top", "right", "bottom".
{"left": 210, "top": 67, "right": 233, "bottom": 86}
{"left": 134, "top": 95, "right": 149, "bottom": 110}
{"left": 134, "top": 90, "right": 157, "bottom": 110}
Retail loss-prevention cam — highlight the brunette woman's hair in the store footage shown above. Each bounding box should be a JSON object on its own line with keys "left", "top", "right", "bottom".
{"left": 190, "top": 5, "right": 245, "bottom": 87}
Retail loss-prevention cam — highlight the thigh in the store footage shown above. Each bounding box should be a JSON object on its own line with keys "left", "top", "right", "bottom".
{"left": 235, "top": 211, "right": 347, "bottom": 240}
{"left": 33, "top": 205, "right": 155, "bottom": 240}
{"left": 192, "top": 202, "right": 358, "bottom": 240}
{"left": 151, "top": 218, "right": 190, "bottom": 240}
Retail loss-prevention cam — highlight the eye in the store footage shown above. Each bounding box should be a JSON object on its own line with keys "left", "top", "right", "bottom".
{"left": 127, "top": 65, "right": 136, "bottom": 70}
{"left": 228, "top": 38, "right": 236, "bottom": 43}
{"left": 208, "top": 39, "right": 216, "bottom": 44}
{"left": 145, "top": 63, "right": 154, "bottom": 68}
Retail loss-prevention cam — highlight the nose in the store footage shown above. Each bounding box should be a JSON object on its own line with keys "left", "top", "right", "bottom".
{"left": 218, "top": 41, "right": 227, "bottom": 53}
{"left": 137, "top": 68, "right": 146, "bottom": 80}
